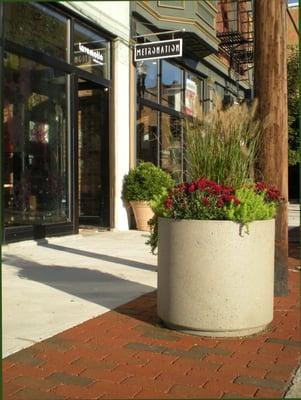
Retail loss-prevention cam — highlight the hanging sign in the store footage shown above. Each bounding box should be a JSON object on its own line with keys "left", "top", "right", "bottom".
{"left": 134, "top": 38, "right": 183, "bottom": 62}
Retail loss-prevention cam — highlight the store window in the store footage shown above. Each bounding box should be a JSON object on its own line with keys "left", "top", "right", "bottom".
{"left": 136, "top": 105, "right": 158, "bottom": 164}
{"left": 74, "top": 22, "right": 111, "bottom": 80}
{"left": 160, "top": 113, "right": 183, "bottom": 182}
{"left": 4, "top": 3, "right": 68, "bottom": 60}
{"left": 136, "top": 60, "right": 158, "bottom": 102}
{"left": 3, "top": 52, "right": 69, "bottom": 226}
{"left": 161, "top": 60, "right": 183, "bottom": 111}
{"left": 135, "top": 58, "right": 208, "bottom": 182}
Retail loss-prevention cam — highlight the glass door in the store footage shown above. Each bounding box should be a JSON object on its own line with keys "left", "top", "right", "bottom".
{"left": 3, "top": 52, "right": 69, "bottom": 228}
{"left": 77, "top": 79, "right": 109, "bottom": 227}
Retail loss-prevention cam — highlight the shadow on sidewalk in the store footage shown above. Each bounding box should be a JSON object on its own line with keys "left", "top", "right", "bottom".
{"left": 4, "top": 254, "right": 155, "bottom": 310}
{"left": 36, "top": 240, "right": 156, "bottom": 272}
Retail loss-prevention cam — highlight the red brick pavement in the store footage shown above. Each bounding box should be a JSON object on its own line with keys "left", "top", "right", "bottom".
{"left": 3, "top": 243, "right": 300, "bottom": 399}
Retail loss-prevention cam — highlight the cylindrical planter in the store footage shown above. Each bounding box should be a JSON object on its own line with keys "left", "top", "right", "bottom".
{"left": 158, "top": 218, "right": 275, "bottom": 337}
{"left": 130, "top": 201, "right": 154, "bottom": 231}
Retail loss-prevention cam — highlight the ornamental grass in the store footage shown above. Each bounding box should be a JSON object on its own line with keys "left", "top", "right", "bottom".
{"left": 184, "top": 97, "right": 263, "bottom": 188}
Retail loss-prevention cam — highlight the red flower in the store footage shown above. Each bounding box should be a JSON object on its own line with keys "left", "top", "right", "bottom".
{"left": 255, "top": 182, "right": 267, "bottom": 192}
{"left": 222, "top": 187, "right": 234, "bottom": 195}
{"left": 188, "top": 184, "right": 196, "bottom": 193}
{"left": 164, "top": 198, "right": 173, "bottom": 209}
{"left": 217, "top": 198, "right": 224, "bottom": 208}
{"left": 266, "top": 187, "right": 284, "bottom": 202}
{"left": 196, "top": 178, "right": 207, "bottom": 190}
{"left": 202, "top": 197, "right": 210, "bottom": 206}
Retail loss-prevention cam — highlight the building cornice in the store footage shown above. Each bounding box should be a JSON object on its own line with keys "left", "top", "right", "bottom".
{"left": 137, "top": 1, "right": 219, "bottom": 47}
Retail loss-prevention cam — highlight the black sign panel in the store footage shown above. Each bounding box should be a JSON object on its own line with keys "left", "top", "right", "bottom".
{"left": 134, "top": 39, "right": 183, "bottom": 62}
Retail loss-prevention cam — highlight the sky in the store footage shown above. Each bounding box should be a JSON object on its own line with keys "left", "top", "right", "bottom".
{"left": 288, "top": 0, "right": 298, "bottom": 4}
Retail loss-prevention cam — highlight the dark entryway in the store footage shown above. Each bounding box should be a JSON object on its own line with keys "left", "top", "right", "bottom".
{"left": 77, "top": 79, "right": 110, "bottom": 227}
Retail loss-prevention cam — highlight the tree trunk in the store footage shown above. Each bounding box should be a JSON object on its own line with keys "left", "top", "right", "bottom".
{"left": 254, "top": 0, "right": 288, "bottom": 296}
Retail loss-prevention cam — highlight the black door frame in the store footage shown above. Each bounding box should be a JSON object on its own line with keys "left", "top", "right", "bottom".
{"left": 76, "top": 78, "right": 110, "bottom": 228}
{"left": 1, "top": 3, "right": 112, "bottom": 243}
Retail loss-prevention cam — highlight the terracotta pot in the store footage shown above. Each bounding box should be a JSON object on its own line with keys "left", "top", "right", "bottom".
{"left": 158, "top": 218, "right": 275, "bottom": 337}
{"left": 130, "top": 201, "right": 154, "bottom": 231}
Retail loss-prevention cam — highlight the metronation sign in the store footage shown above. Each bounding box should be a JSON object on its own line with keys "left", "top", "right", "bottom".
{"left": 134, "top": 38, "right": 183, "bottom": 61}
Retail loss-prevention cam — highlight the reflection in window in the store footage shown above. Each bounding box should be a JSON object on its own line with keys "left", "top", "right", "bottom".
{"left": 136, "top": 105, "right": 158, "bottom": 164}
{"left": 161, "top": 61, "right": 183, "bottom": 111}
{"left": 136, "top": 60, "right": 158, "bottom": 102}
{"left": 161, "top": 113, "right": 183, "bottom": 182}
{"left": 3, "top": 53, "right": 69, "bottom": 226}
{"left": 74, "top": 22, "right": 111, "bottom": 80}
{"left": 184, "top": 73, "right": 204, "bottom": 118}
{"left": 4, "top": 3, "right": 67, "bottom": 60}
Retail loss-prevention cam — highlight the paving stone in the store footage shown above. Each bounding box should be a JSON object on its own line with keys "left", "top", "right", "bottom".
{"left": 35, "top": 337, "right": 75, "bottom": 353}
{"left": 234, "top": 375, "right": 286, "bottom": 390}
{"left": 168, "top": 383, "right": 204, "bottom": 396}
{"left": 189, "top": 344, "right": 233, "bottom": 357}
{"left": 13, "top": 376, "right": 57, "bottom": 391}
{"left": 266, "top": 338, "right": 301, "bottom": 347}
{"left": 204, "top": 380, "right": 257, "bottom": 398}
{"left": 12, "top": 387, "right": 65, "bottom": 400}
{"left": 254, "top": 387, "right": 284, "bottom": 398}
{"left": 222, "top": 393, "right": 245, "bottom": 399}
{"left": 133, "top": 388, "right": 174, "bottom": 398}
{"left": 134, "top": 325, "right": 180, "bottom": 341}
{"left": 71, "top": 357, "right": 119, "bottom": 372}
{"left": 124, "top": 342, "right": 167, "bottom": 353}
{"left": 46, "top": 372, "right": 93, "bottom": 386}
{"left": 7, "top": 350, "right": 45, "bottom": 367}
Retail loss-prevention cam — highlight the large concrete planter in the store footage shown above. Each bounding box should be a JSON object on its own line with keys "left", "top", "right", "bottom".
{"left": 157, "top": 218, "right": 275, "bottom": 337}
{"left": 130, "top": 201, "right": 154, "bottom": 232}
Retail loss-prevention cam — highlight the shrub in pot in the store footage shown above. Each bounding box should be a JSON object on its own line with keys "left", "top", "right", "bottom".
{"left": 122, "top": 162, "right": 174, "bottom": 231}
{"left": 148, "top": 99, "right": 285, "bottom": 337}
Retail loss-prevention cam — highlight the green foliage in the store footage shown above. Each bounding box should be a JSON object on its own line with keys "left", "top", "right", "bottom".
{"left": 122, "top": 162, "right": 174, "bottom": 202}
{"left": 184, "top": 99, "right": 263, "bottom": 188}
{"left": 225, "top": 187, "right": 277, "bottom": 225}
{"left": 146, "top": 190, "right": 169, "bottom": 254}
{"left": 147, "top": 181, "right": 282, "bottom": 254}
{"left": 287, "top": 45, "right": 300, "bottom": 166}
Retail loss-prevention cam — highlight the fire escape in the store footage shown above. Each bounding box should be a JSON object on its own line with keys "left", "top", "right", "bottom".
{"left": 216, "top": 0, "right": 254, "bottom": 92}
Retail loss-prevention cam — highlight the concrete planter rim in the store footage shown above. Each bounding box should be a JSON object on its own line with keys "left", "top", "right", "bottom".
{"left": 158, "top": 216, "right": 275, "bottom": 224}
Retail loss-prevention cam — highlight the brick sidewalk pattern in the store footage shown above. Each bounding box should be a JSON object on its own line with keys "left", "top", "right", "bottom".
{"left": 4, "top": 245, "right": 300, "bottom": 399}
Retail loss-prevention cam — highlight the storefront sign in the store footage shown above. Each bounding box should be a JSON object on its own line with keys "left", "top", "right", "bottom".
{"left": 134, "top": 39, "right": 182, "bottom": 62}
{"left": 78, "top": 43, "right": 104, "bottom": 65}
{"left": 74, "top": 42, "right": 106, "bottom": 68}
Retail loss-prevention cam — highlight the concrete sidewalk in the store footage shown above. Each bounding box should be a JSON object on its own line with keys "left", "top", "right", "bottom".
{"left": 3, "top": 231, "right": 157, "bottom": 357}
{"left": 2, "top": 229, "right": 301, "bottom": 399}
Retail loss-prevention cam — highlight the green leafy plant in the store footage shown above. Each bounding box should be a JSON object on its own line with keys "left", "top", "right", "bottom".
{"left": 122, "top": 162, "right": 174, "bottom": 202}
{"left": 226, "top": 188, "right": 277, "bottom": 225}
{"left": 184, "top": 98, "right": 263, "bottom": 188}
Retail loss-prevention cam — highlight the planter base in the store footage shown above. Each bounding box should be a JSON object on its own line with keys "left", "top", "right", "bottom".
{"left": 160, "top": 320, "right": 272, "bottom": 338}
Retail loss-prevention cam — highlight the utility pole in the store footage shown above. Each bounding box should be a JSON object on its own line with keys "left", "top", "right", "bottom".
{"left": 254, "top": 0, "right": 288, "bottom": 296}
